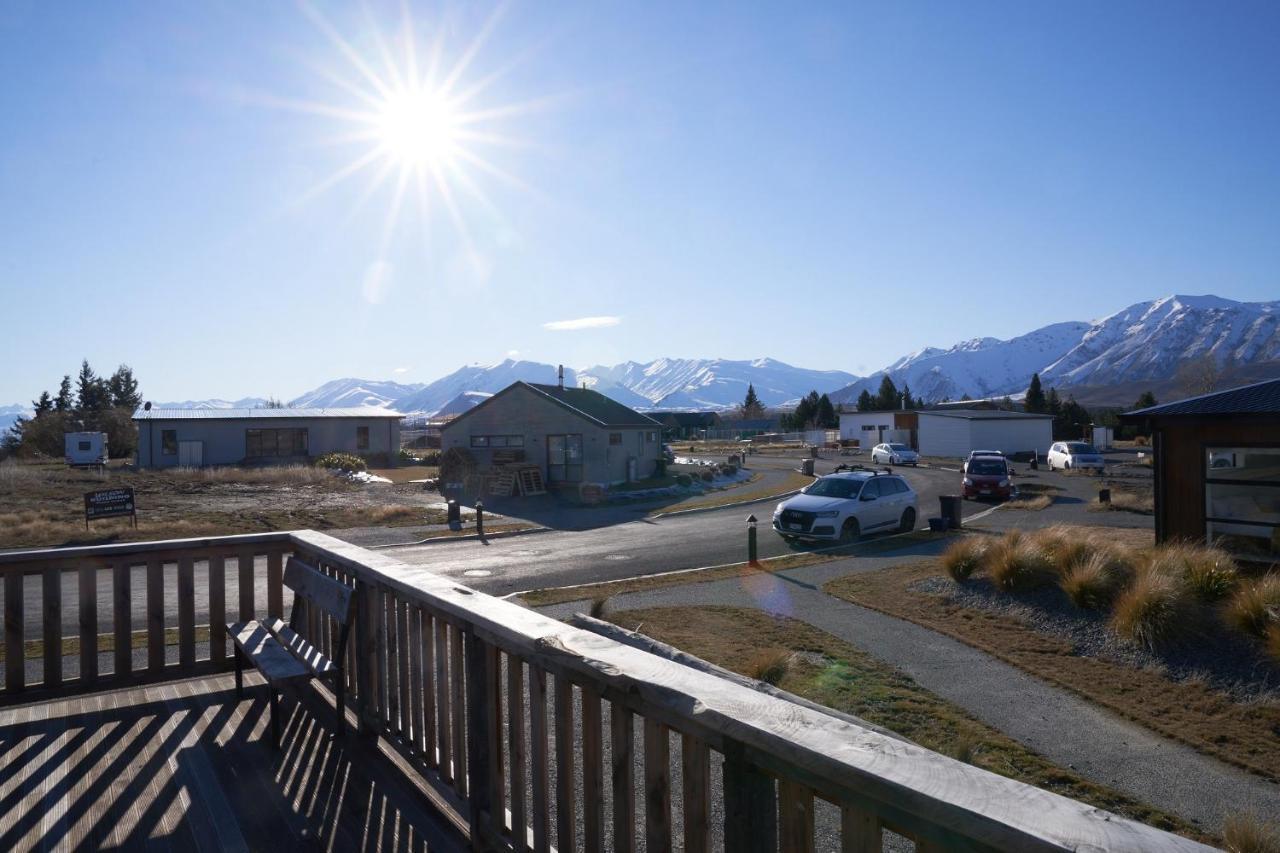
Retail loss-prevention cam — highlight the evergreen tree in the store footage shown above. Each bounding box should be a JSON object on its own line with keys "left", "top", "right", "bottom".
{"left": 1133, "top": 390, "right": 1158, "bottom": 410}
{"left": 1025, "top": 373, "right": 1047, "bottom": 413}
{"left": 900, "top": 384, "right": 915, "bottom": 410}
{"left": 1046, "top": 387, "right": 1062, "bottom": 418}
{"left": 107, "top": 365, "right": 142, "bottom": 410}
{"left": 55, "top": 376, "right": 73, "bottom": 411}
{"left": 32, "top": 391, "right": 53, "bottom": 416}
{"left": 740, "top": 383, "right": 764, "bottom": 420}
{"left": 816, "top": 394, "right": 837, "bottom": 429}
{"left": 75, "top": 360, "right": 110, "bottom": 413}
{"left": 874, "top": 375, "right": 899, "bottom": 410}
{"left": 856, "top": 390, "right": 874, "bottom": 411}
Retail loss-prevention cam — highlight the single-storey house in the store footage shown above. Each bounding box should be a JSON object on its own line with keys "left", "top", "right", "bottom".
{"left": 1121, "top": 378, "right": 1280, "bottom": 558}
{"left": 133, "top": 407, "right": 403, "bottom": 469}
{"left": 648, "top": 411, "right": 721, "bottom": 440}
{"left": 439, "top": 381, "right": 662, "bottom": 486}
{"left": 915, "top": 409, "right": 1053, "bottom": 458}
{"left": 839, "top": 410, "right": 919, "bottom": 449}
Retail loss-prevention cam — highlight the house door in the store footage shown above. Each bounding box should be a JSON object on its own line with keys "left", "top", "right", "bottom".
{"left": 178, "top": 441, "right": 203, "bottom": 467}
{"left": 547, "top": 434, "right": 583, "bottom": 482}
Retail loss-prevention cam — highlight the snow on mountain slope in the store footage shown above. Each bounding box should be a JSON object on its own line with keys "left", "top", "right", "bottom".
{"left": 434, "top": 390, "right": 493, "bottom": 418}
{"left": 0, "top": 404, "right": 31, "bottom": 435}
{"left": 579, "top": 357, "right": 857, "bottom": 410}
{"left": 155, "top": 397, "right": 272, "bottom": 409}
{"left": 393, "top": 360, "right": 578, "bottom": 415}
{"left": 289, "top": 378, "right": 424, "bottom": 409}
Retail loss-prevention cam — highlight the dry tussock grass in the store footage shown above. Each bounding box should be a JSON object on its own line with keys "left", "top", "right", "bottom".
{"left": 0, "top": 460, "right": 44, "bottom": 488}
{"left": 167, "top": 465, "right": 330, "bottom": 485}
{"left": 1005, "top": 493, "right": 1052, "bottom": 511}
{"left": 942, "top": 537, "right": 989, "bottom": 582}
{"left": 1226, "top": 574, "right": 1280, "bottom": 639}
{"left": 987, "top": 530, "right": 1056, "bottom": 592}
{"left": 745, "top": 647, "right": 792, "bottom": 685}
{"left": 1224, "top": 812, "right": 1280, "bottom": 853}
{"left": 1061, "top": 550, "right": 1133, "bottom": 610}
{"left": 1111, "top": 562, "right": 1196, "bottom": 651}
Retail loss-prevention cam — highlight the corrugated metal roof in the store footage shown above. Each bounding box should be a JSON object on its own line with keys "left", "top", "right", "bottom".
{"left": 918, "top": 409, "right": 1053, "bottom": 421}
{"left": 523, "top": 383, "right": 660, "bottom": 427}
{"left": 132, "top": 407, "right": 404, "bottom": 421}
{"left": 1123, "top": 377, "right": 1280, "bottom": 418}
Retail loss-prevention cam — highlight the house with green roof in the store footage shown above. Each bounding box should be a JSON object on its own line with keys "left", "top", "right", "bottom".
{"left": 439, "top": 380, "right": 663, "bottom": 487}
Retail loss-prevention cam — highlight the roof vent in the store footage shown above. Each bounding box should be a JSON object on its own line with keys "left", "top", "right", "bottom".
{"left": 558, "top": 365, "right": 564, "bottom": 389}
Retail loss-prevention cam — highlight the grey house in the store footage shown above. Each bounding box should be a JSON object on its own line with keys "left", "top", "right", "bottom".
{"left": 440, "top": 382, "right": 662, "bottom": 486}
{"left": 133, "top": 407, "right": 403, "bottom": 469}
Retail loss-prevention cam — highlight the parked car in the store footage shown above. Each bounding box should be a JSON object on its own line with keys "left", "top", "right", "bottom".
{"left": 870, "top": 442, "right": 919, "bottom": 466}
{"left": 1047, "top": 441, "right": 1105, "bottom": 472}
{"left": 773, "top": 470, "right": 917, "bottom": 543}
{"left": 963, "top": 449, "right": 1004, "bottom": 472}
{"left": 962, "top": 455, "right": 1014, "bottom": 500}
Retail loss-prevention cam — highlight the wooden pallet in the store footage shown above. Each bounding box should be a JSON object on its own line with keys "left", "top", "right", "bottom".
{"left": 516, "top": 467, "right": 546, "bottom": 496}
{"left": 489, "top": 469, "right": 516, "bottom": 496}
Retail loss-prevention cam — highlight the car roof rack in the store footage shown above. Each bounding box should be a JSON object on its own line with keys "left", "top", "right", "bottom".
{"left": 832, "top": 464, "right": 895, "bottom": 476}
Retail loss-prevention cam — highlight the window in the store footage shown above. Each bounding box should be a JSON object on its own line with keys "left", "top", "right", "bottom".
{"left": 162, "top": 430, "right": 177, "bottom": 455}
{"left": 471, "top": 435, "right": 524, "bottom": 448}
{"left": 357, "top": 426, "right": 369, "bottom": 450}
{"left": 547, "top": 434, "right": 583, "bottom": 482}
{"left": 609, "top": 433, "right": 622, "bottom": 446}
{"left": 646, "top": 431, "right": 657, "bottom": 442}
{"left": 1205, "top": 446, "right": 1280, "bottom": 559}
{"left": 859, "top": 479, "right": 882, "bottom": 499}
{"left": 246, "top": 428, "right": 308, "bottom": 459}
{"left": 78, "top": 440, "right": 91, "bottom": 451}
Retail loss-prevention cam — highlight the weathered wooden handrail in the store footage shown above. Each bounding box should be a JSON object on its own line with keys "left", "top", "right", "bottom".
{"left": 1, "top": 530, "right": 1214, "bottom": 852}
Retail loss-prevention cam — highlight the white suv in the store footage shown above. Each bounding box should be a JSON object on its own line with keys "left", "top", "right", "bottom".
{"left": 1047, "top": 441, "right": 1105, "bottom": 472}
{"left": 773, "top": 471, "right": 918, "bottom": 543}
{"left": 871, "top": 443, "right": 919, "bottom": 466}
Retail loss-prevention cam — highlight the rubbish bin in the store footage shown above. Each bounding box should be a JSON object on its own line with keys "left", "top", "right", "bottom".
{"left": 810, "top": 447, "right": 819, "bottom": 459}
{"left": 800, "top": 458, "right": 815, "bottom": 476}
{"left": 939, "top": 495, "right": 962, "bottom": 530}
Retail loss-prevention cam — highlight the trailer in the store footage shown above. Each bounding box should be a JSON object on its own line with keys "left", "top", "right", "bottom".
{"left": 65, "top": 432, "right": 108, "bottom": 468}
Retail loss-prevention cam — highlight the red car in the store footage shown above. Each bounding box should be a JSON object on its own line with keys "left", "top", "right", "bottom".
{"left": 962, "top": 455, "right": 1013, "bottom": 500}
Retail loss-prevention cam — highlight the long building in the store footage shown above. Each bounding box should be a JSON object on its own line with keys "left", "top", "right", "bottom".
{"left": 133, "top": 407, "right": 403, "bottom": 468}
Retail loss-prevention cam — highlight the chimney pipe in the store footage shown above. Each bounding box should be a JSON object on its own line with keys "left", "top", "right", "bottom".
{"left": 558, "top": 364, "right": 564, "bottom": 389}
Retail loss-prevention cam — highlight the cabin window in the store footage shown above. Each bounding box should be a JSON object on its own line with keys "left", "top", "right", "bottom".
{"left": 78, "top": 440, "right": 91, "bottom": 451}
{"left": 1205, "top": 446, "right": 1280, "bottom": 560}
{"left": 357, "top": 426, "right": 369, "bottom": 450}
{"left": 471, "top": 435, "right": 523, "bottom": 448}
{"left": 246, "top": 428, "right": 309, "bottom": 459}
{"left": 646, "top": 431, "right": 657, "bottom": 442}
{"left": 609, "top": 433, "right": 622, "bottom": 446}
{"left": 161, "top": 430, "right": 177, "bottom": 455}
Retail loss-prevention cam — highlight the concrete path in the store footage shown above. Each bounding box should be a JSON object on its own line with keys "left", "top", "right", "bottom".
{"left": 538, "top": 551, "right": 1280, "bottom": 834}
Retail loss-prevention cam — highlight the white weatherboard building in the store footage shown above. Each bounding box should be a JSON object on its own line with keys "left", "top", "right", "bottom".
{"left": 133, "top": 408, "right": 403, "bottom": 469}
{"left": 915, "top": 409, "right": 1053, "bottom": 458}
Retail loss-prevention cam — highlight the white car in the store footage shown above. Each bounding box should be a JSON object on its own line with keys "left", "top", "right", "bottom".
{"left": 1047, "top": 441, "right": 1105, "bottom": 472}
{"left": 871, "top": 442, "right": 919, "bottom": 466}
{"left": 773, "top": 471, "right": 918, "bottom": 542}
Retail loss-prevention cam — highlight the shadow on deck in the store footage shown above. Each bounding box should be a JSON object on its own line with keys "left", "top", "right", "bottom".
{"left": 0, "top": 672, "right": 465, "bottom": 852}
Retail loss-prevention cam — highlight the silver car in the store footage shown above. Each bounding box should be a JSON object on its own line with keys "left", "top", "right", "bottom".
{"left": 871, "top": 442, "right": 919, "bottom": 466}
{"left": 1047, "top": 441, "right": 1105, "bottom": 472}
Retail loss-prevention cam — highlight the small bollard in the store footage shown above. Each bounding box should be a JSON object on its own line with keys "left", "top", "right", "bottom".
{"left": 1030, "top": 451, "right": 1039, "bottom": 471}
{"left": 447, "top": 499, "right": 461, "bottom": 531}
{"left": 747, "top": 514, "right": 759, "bottom": 566}
{"left": 1098, "top": 488, "right": 1111, "bottom": 505}
{"left": 475, "top": 500, "right": 485, "bottom": 537}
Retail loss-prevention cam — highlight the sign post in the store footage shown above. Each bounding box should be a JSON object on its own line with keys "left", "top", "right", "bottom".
{"left": 84, "top": 487, "right": 137, "bottom": 530}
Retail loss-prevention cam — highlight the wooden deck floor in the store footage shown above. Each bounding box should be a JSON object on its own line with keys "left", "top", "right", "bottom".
{"left": 0, "top": 673, "right": 467, "bottom": 852}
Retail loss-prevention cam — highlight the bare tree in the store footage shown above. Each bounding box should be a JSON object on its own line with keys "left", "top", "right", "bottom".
{"left": 1175, "top": 353, "right": 1221, "bottom": 397}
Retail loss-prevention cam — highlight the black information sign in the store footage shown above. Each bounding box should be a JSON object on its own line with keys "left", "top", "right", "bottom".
{"left": 84, "top": 487, "right": 137, "bottom": 528}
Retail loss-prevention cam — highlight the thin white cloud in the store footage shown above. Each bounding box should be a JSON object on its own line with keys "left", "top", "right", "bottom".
{"left": 506, "top": 350, "right": 520, "bottom": 358}
{"left": 542, "top": 315, "right": 621, "bottom": 331}
{"left": 392, "top": 367, "right": 409, "bottom": 374}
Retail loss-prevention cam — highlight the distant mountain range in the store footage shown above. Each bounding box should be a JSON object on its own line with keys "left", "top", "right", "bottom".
{"left": 5, "top": 295, "right": 1275, "bottom": 424}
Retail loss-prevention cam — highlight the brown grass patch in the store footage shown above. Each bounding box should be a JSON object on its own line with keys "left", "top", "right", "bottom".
{"left": 1089, "top": 490, "right": 1154, "bottom": 514}
{"left": 1111, "top": 564, "right": 1196, "bottom": 651}
{"left": 1225, "top": 574, "right": 1280, "bottom": 639}
{"left": 941, "top": 536, "right": 988, "bottom": 582}
{"left": 744, "top": 647, "right": 792, "bottom": 685}
{"left": 1060, "top": 550, "right": 1132, "bottom": 610}
{"left": 823, "top": 556, "right": 1280, "bottom": 782}
{"left": 616, "top": 606, "right": 1204, "bottom": 842}
{"left": 1224, "top": 812, "right": 1280, "bottom": 853}
{"left": 986, "top": 530, "right": 1056, "bottom": 591}
{"left": 1005, "top": 493, "right": 1052, "bottom": 511}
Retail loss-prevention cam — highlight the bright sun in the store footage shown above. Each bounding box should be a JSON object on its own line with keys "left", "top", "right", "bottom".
{"left": 376, "top": 88, "right": 462, "bottom": 168}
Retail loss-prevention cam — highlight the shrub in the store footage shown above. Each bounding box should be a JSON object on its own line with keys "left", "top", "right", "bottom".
{"left": 675, "top": 473, "right": 693, "bottom": 487}
{"left": 1177, "top": 544, "right": 1238, "bottom": 602}
{"left": 315, "top": 452, "right": 367, "bottom": 472}
{"left": 1031, "top": 525, "right": 1095, "bottom": 574}
{"left": 700, "top": 469, "right": 714, "bottom": 482}
{"left": 721, "top": 464, "right": 737, "bottom": 476}
{"left": 1225, "top": 574, "right": 1280, "bottom": 639}
{"left": 987, "top": 530, "right": 1056, "bottom": 592}
{"left": 745, "top": 648, "right": 791, "bottom": 685}
{"left": 1111, "top": 564, "right": 1194, "bottom": 651}
{"left": 1223, "top": 812, "right": 1280, "bottom": 853}
{"left": 942, "top": 537, "right": 988, "bottom": 582}
{"left": 1060, "top": 550, "right": 1131, "bottom": 610}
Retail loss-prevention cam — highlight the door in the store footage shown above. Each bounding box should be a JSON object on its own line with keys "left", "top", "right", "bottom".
{"left": 858, "top": 479, "right": 889, "bottom": 528}
{"left": 178, "top": 440, "right": 203, "bottom": 467}
{"left": 547, "top": 434, "right": 584, "bottom": 483}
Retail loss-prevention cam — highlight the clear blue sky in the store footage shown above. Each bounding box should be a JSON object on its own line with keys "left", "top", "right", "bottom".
{"left": 2, "top": 1, "right": 1278, "bottom": 404}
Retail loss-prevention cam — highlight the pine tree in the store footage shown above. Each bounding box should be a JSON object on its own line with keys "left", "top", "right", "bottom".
{"left": 55, "top": 376, "right": 73, "bottom": 411}
{"left": 816, "top": 394, "right": 837, "bottom": 429}
{"left": 1025, "top": 373, "right": 1047, "bottom": 413}
{"left": 75, "top": 360, "right": 110, "bottom": 413}
{"left": 856, "top": 390, "right": 874, "bottom": 411}
{"left": 874, "top": 375, "right": 899, "bottom": 410}
{"left": 900, "top": 384, "right": 915, "bottom": 410}
{"left": 1133, "top": 390, "right": 1157, "bottom": 410}
{"left": 107, "top": 364, "right": 142, "bottom": 410}
{"left": 740, "top": 384, "right": 764, "bottom": 420}
{"left": 1046, "top": 387, "right": 1061, "bottom": 417}
{"left": 32, "top": 391, "right": 53, "bottom": 416}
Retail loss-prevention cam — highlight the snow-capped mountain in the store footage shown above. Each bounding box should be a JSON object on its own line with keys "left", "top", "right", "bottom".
{"left": 579, "top": 357, "right": 857, "bottom": 410}
{"left": 0, "top": 404, "right": 32, "bottom": 435}
{"left": 288, "top": 378, "right": 425, "bottom": 409}
{"left": 434, "top": 391, "right": 493, "bottom": 418}
{"left": 392, "top": 360, "right": 578, "bottom": 415}
{"left": 154, "top": 397, "right": 272, "bottom": 409}
{"left": 831, "top": 295, "right": 1280, "bottom": 404}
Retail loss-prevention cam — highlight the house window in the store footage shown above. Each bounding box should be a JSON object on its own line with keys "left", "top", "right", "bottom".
{"left": 646, "top": 431, "right": 657, "bottom": 442}
{"left": 246, "top": 428, "right": 309, "bottom": 459}
{"left": 471, "top": 435, "right": 524, "bottom": 448}
{"left": 357, "top": 426, "right": 369, "bottom": 450}
{"left": 1205, "top": 446, "right": 1280, "bottom": 559}
{"left": 547, "top": 434, "right": 583, "bottom": 482}
{"left": 78, "top": 440, "right": 91, "bottom": 451}
{"left": 609, "top": 433, "right": 622, "bottom": 446}
{"left": 162, "top": 430, "right": 178, "bottom": 455}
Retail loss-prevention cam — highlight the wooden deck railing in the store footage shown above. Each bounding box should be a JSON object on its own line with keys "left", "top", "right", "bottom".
{"left": 1, "top": 531, "right": 1213, "bottom": 852}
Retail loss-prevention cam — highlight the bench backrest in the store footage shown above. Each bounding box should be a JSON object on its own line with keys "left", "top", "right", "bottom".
{"left": 284, "top": 557, "right": 355, "bottom": 624}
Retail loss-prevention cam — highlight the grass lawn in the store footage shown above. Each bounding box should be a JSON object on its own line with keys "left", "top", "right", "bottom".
{"left": 616, "top": 606, "right": 1206, "bottom": 843}
{"left": 822, "top": 549, "right": 1280, "bottom": 783}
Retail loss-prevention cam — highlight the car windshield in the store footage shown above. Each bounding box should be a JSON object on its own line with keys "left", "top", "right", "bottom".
{"left": 1066, "top": 443, "right": 1098, "bottom": 454}
{"left": 888, "top": 444, "right": 910, "bottom": 451}
{"left": 803, "top": 477, "right": 862, "bottom": 499}
{"left": 968, "top": 459, "right": 1006, "bottom": 476}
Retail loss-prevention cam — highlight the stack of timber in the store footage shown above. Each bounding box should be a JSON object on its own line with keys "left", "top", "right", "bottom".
{"left": 486, "top": 463, "right": 547, "bottom": 497}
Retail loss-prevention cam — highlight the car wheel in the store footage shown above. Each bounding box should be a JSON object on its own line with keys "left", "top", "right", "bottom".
{"left": 899, "top": 508, "right": 916, "bottom": 533}
{"left": 839, "top": 518, "right": 860, "bottom": 544}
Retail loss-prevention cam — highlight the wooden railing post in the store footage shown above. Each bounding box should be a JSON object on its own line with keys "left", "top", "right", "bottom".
{"left": 723, "top": 741, "right": 777, "bottom": 853}
{"left": 354, "top": 579, "right": 380, "bottom": 735}
{"left": 4, "top": 571, "right": 23, "bottom": 693}
{"left": 464, "top": 629, "right": 496, "bottom": 850}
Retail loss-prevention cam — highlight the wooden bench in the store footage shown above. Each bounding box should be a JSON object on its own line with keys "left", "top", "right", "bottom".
{"left": 228, "top": 557, "right": 355, "bottom": 747}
